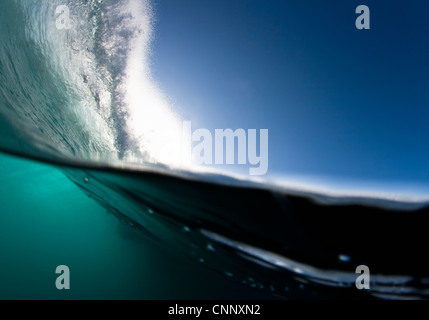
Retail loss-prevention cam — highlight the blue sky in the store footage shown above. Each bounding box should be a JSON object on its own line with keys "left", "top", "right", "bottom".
{"left": 150, "top": 0, "right": 429, "bottom": 186}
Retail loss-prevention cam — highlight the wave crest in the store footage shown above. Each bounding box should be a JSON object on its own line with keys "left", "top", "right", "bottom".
{"left": 0, "top": 0, "right": 182, "bottom": 165}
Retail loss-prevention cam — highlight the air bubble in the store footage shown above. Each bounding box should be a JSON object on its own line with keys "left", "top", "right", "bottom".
{"left": 339, "top": 254, "right": 351, "bottom": 262}
{"left": 206, "top": 243, "right": 215, "bottom": 252}
{"left": 84, "top": 177, "right": 89, "bottom": 183}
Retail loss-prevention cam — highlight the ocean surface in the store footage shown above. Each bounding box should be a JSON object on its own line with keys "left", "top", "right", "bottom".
{"left": 1, "top": 0, "right": 429, "bottom": 299}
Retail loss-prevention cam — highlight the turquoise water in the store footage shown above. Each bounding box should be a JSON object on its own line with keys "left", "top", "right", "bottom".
{"left": 3, "top": 149, "right": 429, "bottom": 300}
{"left": 0, "top": 152, "right": 270, "bottom": 299}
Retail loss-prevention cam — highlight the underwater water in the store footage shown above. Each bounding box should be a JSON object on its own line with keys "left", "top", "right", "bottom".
{"left": 0, "top": 152, "right": 274, "bottom": 300}
{"left": 2, "top": 148, "right": 429, "bottom": 300}
{"left": 1, "top": 0, "right": 429, "bottom": 300}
